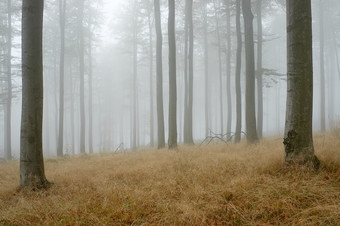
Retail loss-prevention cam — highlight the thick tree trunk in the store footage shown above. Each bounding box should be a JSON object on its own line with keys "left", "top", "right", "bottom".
{"left": 284, "top": 0, "right": 319, "bottom": 168}
{"left": 242, "top": 0, "right": 258, "bottom": 143}
{"left": 57, "top": 0, "right": 66, "bottom": 157}
{"left": 168, "top": 0, "right": 178, "bottom": 149}
{"left": 235, "top": 0, "right": 242, "bottom": 143}
{"left": 183, "top": 0, "right": 194, "bottom": 144}
{"left": 256, "top": 0, "right": 263, "bottom": 138}
{"left": 319, "top": 0, "right": 325, "bottom": 132}
{"left": 226, "top": 0, "right": 232, "bottom": 139}
{"left": 4, "top": 0, "right": 12, "bottom": 160}
{"left": 78, "top": 0, "right": 86, "bottom": 154}
{"left": 154, "top": 0, "right": 165, "bottom": 149}
{"left": 20, "top": 0, "right": 49, "bottom": 189}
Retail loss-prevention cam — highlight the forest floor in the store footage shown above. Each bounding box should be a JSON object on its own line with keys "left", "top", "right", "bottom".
{"left": 1, "top": 131, "right": 340, "bottom": 225}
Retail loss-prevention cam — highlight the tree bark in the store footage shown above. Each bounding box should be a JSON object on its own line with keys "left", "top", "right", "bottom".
{"left": 183, "top": 0, "right": 194, "bottom": 144}
{"left": 284, "top": 0, "right": 319, "bottom": 168}
{"left": 154, "top": 0, "right": 165, "bottom": 149}
{"left": 168, "top": 0, "right": 178, "bottom": 149}
{"left": 132, "top": 0, "right": 138, "bottom": 150}
{"left": 242, "top": 0, "right": 258, "bottom": 143}
{"left": 20, "top": 0, "right": 50, "bottom": 189}
{"left": 57, "top": 0, "right": 66, "bottom": 157}
{"left": 235, "top": 0, "right": 242, "bottom": 143}
{"left": 256, "top": 0, "right": 263, "bottom": 138}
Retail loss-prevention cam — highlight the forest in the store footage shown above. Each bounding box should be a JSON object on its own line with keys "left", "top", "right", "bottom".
{"left": 1, "top": 0, "right": 340, "bottom": 224}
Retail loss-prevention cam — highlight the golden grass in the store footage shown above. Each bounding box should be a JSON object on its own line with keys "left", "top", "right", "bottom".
{"left": 1, "top": 131, "right": 340, "bottom": 225}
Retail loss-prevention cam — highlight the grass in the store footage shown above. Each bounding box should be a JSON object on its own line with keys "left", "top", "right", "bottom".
{"left": 1, "top": 131, "right": 340, "bottom": 225}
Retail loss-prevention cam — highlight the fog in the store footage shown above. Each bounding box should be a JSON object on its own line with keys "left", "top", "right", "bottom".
{"left": 1, "top": 0, "right": 340, "bottom": 158}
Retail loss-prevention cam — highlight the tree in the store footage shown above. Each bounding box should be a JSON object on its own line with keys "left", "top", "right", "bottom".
{"left": 78, "top": 0, "right": 86, "bottom": 154}
{"left": 20, "top": 0, "right": 50, "bottom": 188}
{"left": 154, "top": 0, "right": 165, "bottom": 149}
{"left": 203, "top": 0, "right": 209, "bottom": 138}
{"left": 183, "top": 0, "right": 194, "bottom": 144}
{"left": 234, "top": 0, "right": 242, "bottom": 143}
{"left": 256, "top": 0, "right": 263, "bottom": 138}
{"left": 226, "top": 0, "right": 232, "bottom": 139}
{"left": 168, "top": 0, "right": 177, "bottom": 149}
{"left": 283, "top": 0, "right": 319, "bottom": 168}
{"left": 57, "top": 0, "right": 66, "bottom": 157}
{"left": 242, "top": 0, "right": 258, "bottom": 143}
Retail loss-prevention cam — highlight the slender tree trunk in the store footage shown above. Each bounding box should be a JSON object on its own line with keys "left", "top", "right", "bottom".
{"left": 20, "top": 0, "right": 50, "bottom": 189}
{"left": 88, "top": 22, "right": 94, "bottom": 154}
{"left": 78, "top": 0, "right": 86, "bottom": 154}
{"left": 234, "top": 0, "right": 242, "bottom": 143}
{"left": 148, "top": 5, "right": 155, "bottom": 147}
{"left": 242, "top": 0, "right": 258, "bottom": 143}
{"left": 57, "top": 0, "right": 66, "bottom": 157}
{"left": 132, "top": 0, "right": 138, "bottom": 150}
{"left": 154, "top": 0, "right": 165, "bottom": 148}
{"left": 213, "top": 0, "right": 224, "bottom": 134}
{"left": 319, "top": 0, "right": 325, "bottom": 132}
{"left": 168, "top": 0, "right": 177, "bottom": 149}
{"left": 256, "top": 0, "right": 263, "bottom": 138}
{"left": 70, "top": 66, "right": 75, "bottom": 155}
{"left": 204, "top": 1, "right": 209, "bottom": 138}
{"left": 4, "top": 0, "right": 12, "bottom": 160}
{"left": 284, "top": 0, "right": 319, "bottom": 168}
{"left": 226, "top": 0, "right": 232, "bottom": 139}
{"left": 183, "top": 0, "right": 194, "bottom": 144}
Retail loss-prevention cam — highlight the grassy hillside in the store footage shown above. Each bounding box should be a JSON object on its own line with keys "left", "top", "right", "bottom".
{"left": 1, "top": 132, "right": 340, "bottom": 225}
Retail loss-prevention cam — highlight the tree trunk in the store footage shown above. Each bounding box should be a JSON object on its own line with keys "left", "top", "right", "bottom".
{"left": 319, "top": 0, "right": 325, "bottom": 132}
{"left": 256, "top": 0, "right": 263, "bottom": 138}
{"left": 204, "top": 1, "right": 210, "bottom": 138}
{"left": 148, "top": 4, "right": 155, "bottom": 147}
{"left": 57, "top": 0, "right": 66, "bottom": 157}
{"left": 168, "top": 0, "right": 177, "bottom": 149}
{"left": 88, "top": 20, "right": 94, "bottom": 154}
{"left": 78, "top": 0, "right": 86, "bottom": 154}
{"left": 4, "top": 0, "right": 12, "bottom": 160}
{"left": 213, "top": 0, "right": 224, "bottom": 134}
{"left": 154, "top": 0, "right": 165, "bottom": 149}
{"left": 242, "top": 0, "right": 258, "bottom": 143}
{"left": 20, "top": 0, "right": 50, "bottom": 189}
{"left": 132, "top": 0, "right": 138, "bottom": 150}
{"left": 183, "top": 0, "right": 194, "bottom": 144}
{"left": 234, "top": 0, "right": 242, "bottom": 143}
{"left": 284, "top": 0, "right": 319, "bottom": 168}
{"left": 226, "top": 0, "right": 232, "bottom": 139}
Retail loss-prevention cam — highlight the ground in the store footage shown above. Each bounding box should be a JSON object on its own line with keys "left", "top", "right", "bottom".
{"left": 1, "top": 132, "right": 340, "bottom": 225}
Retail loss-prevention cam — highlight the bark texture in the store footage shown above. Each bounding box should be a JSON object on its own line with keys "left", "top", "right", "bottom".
{"left": 168, "top": 0, "right": 177, "bottom": 149}
{"left": 183, "top": 0, "right": 194, "bottom": 144}
{"left": 242, "top": 0, "right": 258, "bottom": 143}
{"left": 256, "top": 0, "right": 263, "bottom": 139}
{"left": 20, "top": 0, "right": 49, "bottom": 189}
{"left": 154, "top": 0, "right": 165, "bottom": 149}
{"left": 284, "top": 0, "right": 319, "bottom": 168}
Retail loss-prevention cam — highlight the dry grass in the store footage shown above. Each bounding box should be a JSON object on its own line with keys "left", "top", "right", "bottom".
{"left": 1, "top": 132, "right": 340, "bottom": 225}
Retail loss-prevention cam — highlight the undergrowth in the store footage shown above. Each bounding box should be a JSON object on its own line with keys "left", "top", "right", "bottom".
{"left": 0, "top": 132, "right": 340, "bottom": 225}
